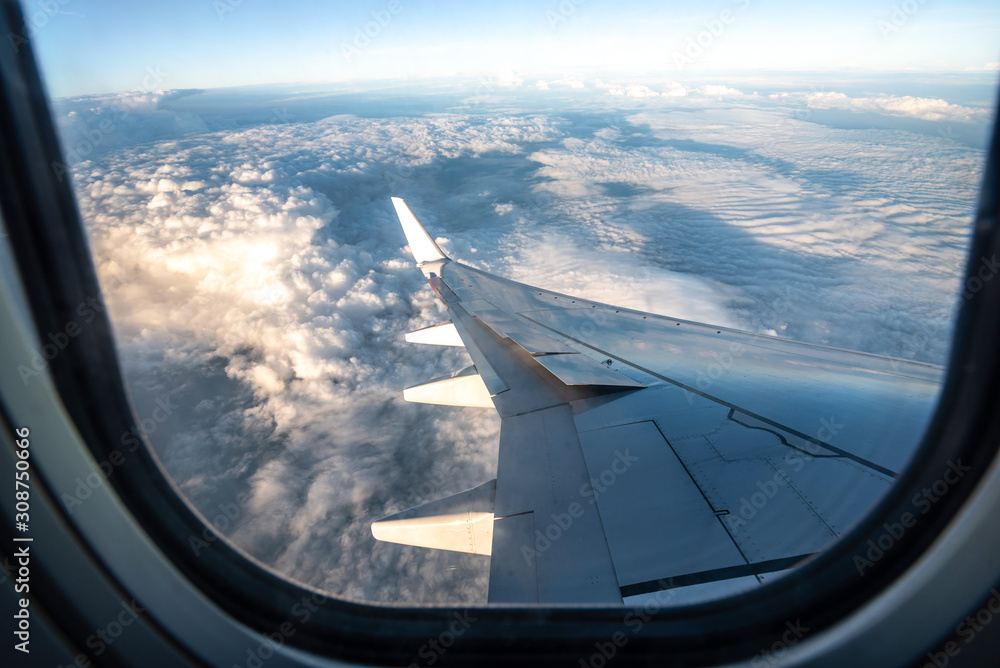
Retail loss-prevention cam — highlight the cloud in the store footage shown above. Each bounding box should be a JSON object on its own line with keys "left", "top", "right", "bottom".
{"left": 698, "top": 84, "right": 743, "bottom": 98}
{"left": 490, "top": 69, "right": 524, "bottom": 88}
{"left": 607, "top": 84, "right": 662, "bottom": 98}
{"left": 554, "top": 77, "right": 586, "bottom": 89}
{"left": 61, "top": 82, "right": 984, "bottom": 604}
{"left": 525, "top": 102, "right": 978, "bottom": 357}
{"left": 595, "top": 80, "right": 690, "bottom": 98}
{"left": 965, "top": 61, "right": 1000, "bottom": 72}
{"left": 803, "top": 91, "right": 991, "bottom": 123}
{"left": 69, "top": 106, "right": 570, "bottom": 602}
{"left": 53, "top": 89, "right": 208, "bottom": 161}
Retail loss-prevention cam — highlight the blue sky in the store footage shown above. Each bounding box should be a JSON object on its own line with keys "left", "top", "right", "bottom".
{"left": 21, "top": 0, "right": 1000, "bottom": 98}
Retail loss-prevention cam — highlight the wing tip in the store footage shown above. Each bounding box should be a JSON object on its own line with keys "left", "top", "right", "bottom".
{"left": 391, "top": 197, "right": 449, "bottom": 264}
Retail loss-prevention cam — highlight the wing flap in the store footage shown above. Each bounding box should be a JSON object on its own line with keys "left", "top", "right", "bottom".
{"left": 534, "top": 352, "right": 646, "bottom": 388}
{"left": 488, "top": 514, "right": 538, "bottom": 603}
{"left": 503, "top": 329, "right": 577, "bottom": 355}
{"left": 489, "top": 405, "right": 622, "bottom": 604}
{"left": 577, "top": 421, "right": 747, "bottom": 587}
{"left": 521, "top": 306, "right": 940, "bottom": 476}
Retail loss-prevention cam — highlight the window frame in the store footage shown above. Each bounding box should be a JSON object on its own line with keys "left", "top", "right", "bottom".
{"left": 2, "top": 1, "right": 1000, "bottom": 664}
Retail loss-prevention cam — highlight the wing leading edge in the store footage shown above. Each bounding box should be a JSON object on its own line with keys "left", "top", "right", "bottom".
{"left": 372, "top": 198, "right": 944, "bottom": 605}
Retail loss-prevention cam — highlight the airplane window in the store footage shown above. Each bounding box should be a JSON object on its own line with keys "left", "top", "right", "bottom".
{"left": 5, "top": 0, "right": 1000, "bottom": 665}
{"left": 20, "top": 0, "right": 999, "bottom": 608}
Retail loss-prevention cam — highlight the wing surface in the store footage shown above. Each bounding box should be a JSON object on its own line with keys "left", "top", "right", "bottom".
{"left": 372, "top": 198, "right": 944, "bottom": 604}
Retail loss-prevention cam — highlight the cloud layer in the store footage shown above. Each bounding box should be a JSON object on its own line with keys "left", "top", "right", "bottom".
{"left": 56, "top": 78, "right": 989, "bottom": 604}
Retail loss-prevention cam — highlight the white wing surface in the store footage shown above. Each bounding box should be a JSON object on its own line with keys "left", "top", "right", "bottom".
{"left": 373, "top": 198, "right": 944, "bottom": 604}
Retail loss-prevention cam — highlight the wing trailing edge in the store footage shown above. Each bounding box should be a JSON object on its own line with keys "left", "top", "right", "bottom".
{"left": 377, "top": 197, "right": 941, "bottom": 604}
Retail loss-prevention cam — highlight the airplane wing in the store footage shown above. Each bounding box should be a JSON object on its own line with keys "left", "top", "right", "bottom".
{"left": 372, "top": 197, "right": 944, "bottom": 605}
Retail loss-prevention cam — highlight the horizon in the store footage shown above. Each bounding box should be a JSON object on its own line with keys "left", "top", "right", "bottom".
{"left": 19, "top": 0, "right": 1000, "bottom": 99}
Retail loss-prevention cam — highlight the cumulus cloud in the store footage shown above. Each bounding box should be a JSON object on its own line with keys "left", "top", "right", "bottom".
{"left": 607, "top": 84, "right": 662, "bottom": 98}
{"left": 59, "top": 81, "right": 984, "bottom": 605}
{"left": 524, "top": 101, "right": 978, "bottom": 357}
{"left": 67, "top": 104, "right": 570, "bottom": 603}
{"left": 586, "top": 78, "right": 993, "bottom": 135}
{"left": 697, "top": 84, "right": 744, "bottom": 98}
{"left": 595, "top": 79, "right": 689, "bottom": 98}
{"left": 965, "top": 61, "right": 1000, "bottom": 72}
{"left": 554, "top": 77, "right": 586, "bottom": 89}
{"left": 54, "top": 89, "right": 208, "bottom": 161}
{"left": 803, "top": 91, "right": 991, "bottom": 123}
{"left": 490, "top": 69, "right": 524, "bottom": 88}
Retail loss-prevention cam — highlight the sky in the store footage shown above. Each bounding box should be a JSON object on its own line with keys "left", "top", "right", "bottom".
{"left": 47, "top": 80, "right": 993, "bottom": 604}
{"left": 18, "top": 0, "right": 1000, "bottom": 606}
{"left": 20, "top": 0, "right": 1000, "bottom": 98}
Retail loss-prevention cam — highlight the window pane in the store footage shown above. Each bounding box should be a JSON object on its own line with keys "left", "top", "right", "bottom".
{"left": 27, "top": 0, "right": 998, "bottom": 605}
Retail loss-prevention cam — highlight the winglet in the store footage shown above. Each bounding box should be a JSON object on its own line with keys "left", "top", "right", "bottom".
{"left": 391, "top": 197, "right": 448, "bottom": 264}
